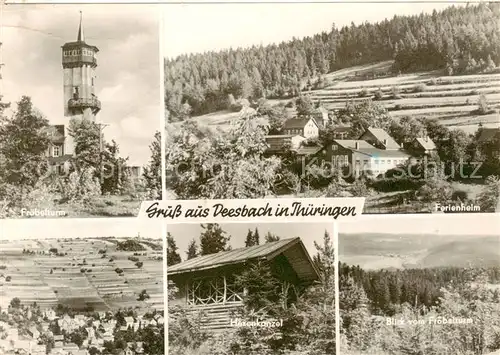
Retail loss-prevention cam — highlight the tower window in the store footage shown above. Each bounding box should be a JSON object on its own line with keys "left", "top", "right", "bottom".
{"left": 91, "top": 78, "right": 94, "bottom": 86}
{"left": 73, "top": 87, "right": 79, "bottom": 99}
{"left": 53, "top": 146, "right": 60, "bottom": 157}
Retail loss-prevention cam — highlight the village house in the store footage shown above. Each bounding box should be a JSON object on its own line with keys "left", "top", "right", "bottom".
{"left": 265, "top": 134, "right": 305, "bottom": 153}
{"left": 168, "top": 237, "right": 319, "bottom": 331}
{"left": 324, "top": 138, "right": 410, "bottom": 178}
{"left": 312, "top": 105, "right": 329, "bottom": 128}
{"left": 359, "top": 126, "right": 401, "bottom": 150}
{"left": 283, "top": 117, "right": 319, "bottom": 139}
{"left": 407, "top": 136, "right": 437, "bottom": 157}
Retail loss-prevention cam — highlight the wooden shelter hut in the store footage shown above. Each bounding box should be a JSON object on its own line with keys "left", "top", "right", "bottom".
{"left": 168, "top": 237, "right": 319, "bottom": 330}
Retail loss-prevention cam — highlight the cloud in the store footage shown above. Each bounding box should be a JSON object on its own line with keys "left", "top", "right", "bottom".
{"left": 2, "top": 4, "right": 161, "bottom": 165}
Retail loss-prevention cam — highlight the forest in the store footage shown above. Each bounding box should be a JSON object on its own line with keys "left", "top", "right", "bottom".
{"left": 167, "top": 225, "right": 337, "bottom": 355}
{"left": 340, "top": 262, "right": 500, "bottom": 354}
{"left": 165, "top": 3, "right": 500, "bottom": 118}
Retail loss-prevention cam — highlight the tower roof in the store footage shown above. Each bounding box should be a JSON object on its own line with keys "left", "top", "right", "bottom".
{"left": 77, "top": 11, "right": 84, "bottom": 42}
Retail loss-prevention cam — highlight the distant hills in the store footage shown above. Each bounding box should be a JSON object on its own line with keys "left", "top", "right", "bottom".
{"left": 340, "top": 233, "right": 500, "bottom": 269}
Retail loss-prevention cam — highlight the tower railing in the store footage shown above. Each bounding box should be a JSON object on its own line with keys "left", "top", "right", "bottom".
{"left": 67, "top": 97, "right": 101, "bottom": 111}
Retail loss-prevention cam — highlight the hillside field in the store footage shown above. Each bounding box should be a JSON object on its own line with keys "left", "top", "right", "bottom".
{"left": 187, "top": 61, "right": 500, "bottom": 134}
{"left": 0, "top": 237, "right": 163, "bottom": 313}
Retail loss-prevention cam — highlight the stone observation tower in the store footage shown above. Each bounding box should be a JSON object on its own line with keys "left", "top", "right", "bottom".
{"left": 47, "top": 12, "right": 102, "bottom": 172}
{"left": 62, "top": 11, "right": 101, "bottom": 120}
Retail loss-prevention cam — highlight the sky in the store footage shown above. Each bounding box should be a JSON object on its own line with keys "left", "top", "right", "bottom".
{"left": 1, "top": 4, "right": 161, "bottom": 166}
{"left": 339, "top": 213, "right": 500, "bottom": 236}
{"left": 1, "top": 218, "right": 163, "bottom": 239}
{"left": 167, "top": 222, "right": 335, "bottom": 262}
{"left": 163, "top": 1, "right": 463, "bottom": 58}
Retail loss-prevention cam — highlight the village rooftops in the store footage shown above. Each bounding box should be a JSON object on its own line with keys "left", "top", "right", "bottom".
{"left": 415, "top": 137, "right": 437, "bottom": 151}
{"left": 360, "top": 127, "right": 401, "bottom": 150}
{"left": 334, "top": 139, "right": 410, "bottom": 158}
{"left": 283, "top": 117, "right": 317, "bottom": 129}
{"left": 168, "top": 237, "right": 320, "bottom": 283}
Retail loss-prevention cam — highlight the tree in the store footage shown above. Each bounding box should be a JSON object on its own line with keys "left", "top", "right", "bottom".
{"left": 9, "top": 298, "right": 21, "bottom": 309}
{"left": 143, "top": 131, "right": 161, "bottom": 199}
{"left": 234, "top": 261, "right": 281, "bottom": 313}
{"left": 253, "top": 228, "right": 260, "bottom": 246}
{"left": 245, "top": 228, "right": 260, "bottom": 247}
{"left": 186, "top": 239, "right": 198, "bottom": 260}
{"left": 68, "top": 117, "right": 101, "bottom": 172}
{"left": 476, "top": 175, "right": 499, "bottom": 212}
{"left": 0, "top": 96, "right": 52, "bottom": 189}
{"left": 199, "top": 223, "right": 230, "bottom": 255}
{"left": 167, "top": 233, "right": 182, "bottom": 265}
{"left": 100, "top": 139, "right": 130, "bottom": 195}
{"left": 166, "top": 112, "right": 282, "bottom": 199}
{"left": 339, "top": 100, "right": 392, "bottom": 139}
{"left": 264, "top": 232, "right": 280, "bottom": 243}
{"left": 296, "top": 95, "right": 315, "bottom": 117}
{"left": 244, "top": 229, "right": 254, "bottom": 247}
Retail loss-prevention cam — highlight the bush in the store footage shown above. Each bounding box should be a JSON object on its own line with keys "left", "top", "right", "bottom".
{"left": 358, "top": 88, "right": 369, "bottom": 98}
{"left": 416, "top": 178, "right": 453, "bottom": 203}
{"left": 427, "top": 78, "right": 438, "bottom": 86}
{"left": 5, "top": 276, "right": 11, "bottom": 282}
{"left": 59, "top": 167, "right": 101, "bottom": 203}
{"left": 475, "top": 94, "right": 494, "bottom": 115}
{"left": 373, "top": 88, "right": 384, "bottom": 101}
{"left": 391, "top": 86, "right": 402, "bottom": 99}
{"left": 412, "top": 83, "right": 427, "bottom": 93}
{"left": 350, "top": 179, "right": 372, "bottom": 197}
{"left": 128, "top": 256, "right": 139, "bottom": 262}
{"left": 115, "top": 268, "right": 123, "bottom": 274}
{"left": 135, "top": 261, "right": 143, "bottom": 268}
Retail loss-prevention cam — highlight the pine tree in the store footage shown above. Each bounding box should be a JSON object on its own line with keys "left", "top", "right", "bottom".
{"left": 142, "top": 131, "right": 161, "bottom": 199}
{"left": 186, "top": 239, "right": 198, "bottom": 260}
{"left": 199, "top": 223, "right": 230, "bottom": 255}
{"left": 264, "top": 232, "right": 280, "bottom": 243}
{"left": 166, "top": 233, "right": 181, "bottom": 265}
{"left": 244, "top": 229, "right": 254, "bottom": 247}
{"left": 253, "top": 228, "right": 260, "bottom": 246}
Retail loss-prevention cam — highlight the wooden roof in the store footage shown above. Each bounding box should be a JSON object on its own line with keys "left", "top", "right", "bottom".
{"left": 168, "top": 237, "right": 320, "bottom": 283}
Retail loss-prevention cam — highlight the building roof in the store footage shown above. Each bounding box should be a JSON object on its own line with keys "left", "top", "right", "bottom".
{"left": 334, "top": 140, "right": 375, "bottom": 151}
{"left": 415, "top": 137, "right": 437, "bottom": 150}
{"left": 477, "top": 127, "right": 500, "bottom": 142}
{"left": 284, "top": 117, "right": 316, "bottom": 130}
{"left": 333, "top": 140, "right": 410, "bottom": 158}
{"left": 294, "top": 146, "right": 323, "bottom": 156}
{"left": 168, "top": 238, "right": 319, "bottom": 283}
{"left": 362, "top": 127, "right": 401, "bottom": 149}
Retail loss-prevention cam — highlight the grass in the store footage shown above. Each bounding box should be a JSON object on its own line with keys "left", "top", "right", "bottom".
{"left": 56, "top": 194, "right": 141, "bottom": 218}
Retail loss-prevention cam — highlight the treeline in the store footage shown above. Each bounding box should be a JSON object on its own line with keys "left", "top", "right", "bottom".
{"left": 340, "top": 262, "right": 500, "bottom": 316}
{"left": 166, "top": 224, "right": 282, "bottom": 265}
{"left": 165, "top": 3, "right": 500, "bottom": 118}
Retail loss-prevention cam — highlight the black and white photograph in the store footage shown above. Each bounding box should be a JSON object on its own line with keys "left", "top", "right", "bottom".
{"left": 0, "top": 4, "right": 162, "bottom": 218}
{"left": 0, "top": 219, "right": 164, "bottom": 355}
{"left": 164, "top": 2, "right": 500, "bottom": 214}
{"left": 166, "top": 222, "right": 337, "bottom": 355}
{"left": 338, "top": 214, "right": 500, "bottom": 354}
